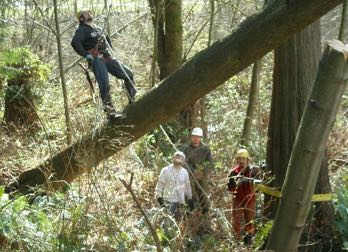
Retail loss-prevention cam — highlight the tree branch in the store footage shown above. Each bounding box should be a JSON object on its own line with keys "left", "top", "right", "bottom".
{"left": 119, "top": 173, "right": 162, "bottom": 252}
{"left": 32, "top": 0, "right": 56, "bottom": 36}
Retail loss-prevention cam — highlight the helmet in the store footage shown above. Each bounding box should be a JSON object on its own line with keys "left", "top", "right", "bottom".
{"left": 174, "top": 151, "right": 185, "bottom": 159}
{"left": 191, "top": 127, "right": 203, "bottom": 137}
{"left": 77, "top": 9, "right": 91, "bottom": 21}
{"left": 235, "top": 149, "right": 250, "bottom": 159}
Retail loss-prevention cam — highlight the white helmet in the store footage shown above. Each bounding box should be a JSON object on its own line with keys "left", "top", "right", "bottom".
{"left": 191, "top": 127, "right": 203, "bottom": 137}
{"left": 174, "top": 151, "right": 185, "bottom": 159}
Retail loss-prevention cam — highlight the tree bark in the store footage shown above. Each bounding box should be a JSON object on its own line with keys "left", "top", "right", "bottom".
{"left": 162, "top": 0, "right": 183, "bottom": 78}
{"left": 266, "top": 39, "right": 348, "bottom": 252}
{"left": 264, "top": 16, "right": 338, "bottom": 248}
{"left": 149, "top": 0, "right": 182, "bottom": 80}
{"left": 53, "top": 0, "right": 72, "bottom": 145}
{"left": 5, "top": 0, "right": 343, "bottom": 195}
{"left": 240, "top": 60, "right": 262, "bottom": 147}
{"left": 338, "top": 0, "right": 347, "bottom": 41}
{"left": 119, "top": 174, "right": 162, "bottom": 252}
{"left": 199, "top": 0, "right": 215, "bottom": 133}
{"left": 311, "top": 153, "right": 340, "bottom": 251}
{"left": 149, "top": 0, "right": 163, "bottom": 86}
{"left": 265, "top": 20, "right": 321, "bottom": 217}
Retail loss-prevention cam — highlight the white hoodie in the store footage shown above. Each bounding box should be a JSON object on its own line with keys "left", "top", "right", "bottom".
{"left": 155, "top": 165, "right": 192, "bottom": 204}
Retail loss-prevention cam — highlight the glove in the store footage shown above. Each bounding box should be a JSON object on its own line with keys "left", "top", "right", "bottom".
{"left": 227, "top": 179, "right": 236, "bottom": 191}
{"left": 157, "top": 197, "right": 164, "bottom": 207}
{"left": 237, "top": 177, "right": 247, "bottom": 186}
{"left": 86, "top": 54, "right": 94, "bottom": 64}
{"left": 188, "top": 199, "right": 194, "bottom": 211}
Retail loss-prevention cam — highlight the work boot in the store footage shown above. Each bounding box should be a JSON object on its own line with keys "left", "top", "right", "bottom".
{"left": 107, "top": 109, "right": 123, "bottom": 120}
{"left": 103, "top": 100, "right": 122, "bottom": 120}
{"left": 102, "top": 95, "right": 114, "bottom": 110}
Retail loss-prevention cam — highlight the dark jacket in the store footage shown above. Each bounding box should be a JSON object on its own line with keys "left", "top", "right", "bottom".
{"left": 71, "top": 23, "right": 112, "bottom": 58}
{"left": 182, "top": 143, "right": 213, "bottom": 173}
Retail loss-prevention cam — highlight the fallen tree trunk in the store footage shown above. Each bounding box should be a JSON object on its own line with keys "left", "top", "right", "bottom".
{"left": 5, "top": 0, "right": 342, "bottom": 195}
{"left": 266, "top": 40, "right": 348, "bottom": 251}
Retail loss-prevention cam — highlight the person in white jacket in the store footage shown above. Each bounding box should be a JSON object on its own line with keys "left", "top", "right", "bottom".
{"left": 155, "top": 151, "right": 194, "bottom": 220}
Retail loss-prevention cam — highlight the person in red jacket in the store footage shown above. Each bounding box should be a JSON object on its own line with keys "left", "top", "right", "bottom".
{"left": 227, "top": 149, "right": 258, "bottom": 245}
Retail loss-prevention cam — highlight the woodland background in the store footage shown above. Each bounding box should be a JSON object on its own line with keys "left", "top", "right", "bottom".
{"left": 0, "top": 0, "right": 347, "bottom": 251}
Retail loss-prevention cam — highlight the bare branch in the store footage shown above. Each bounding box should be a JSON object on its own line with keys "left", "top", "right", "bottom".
{"left": 32, "top": 0, "right": 56, "bottom": 36}
{"left": 119, "top": 173, "right": 162, "bottom": 252}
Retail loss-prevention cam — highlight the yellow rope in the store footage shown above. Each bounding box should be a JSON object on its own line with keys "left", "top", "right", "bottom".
{"left": 255, "top": 184, "right": 332, "bottom": 202}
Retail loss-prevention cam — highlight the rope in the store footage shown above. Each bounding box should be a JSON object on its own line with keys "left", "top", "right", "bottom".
{"left": 255, "top": 184, "right": 333, "bottom": 202}
{"left": 102, "top": 34, "right": 137, "bottom": 103}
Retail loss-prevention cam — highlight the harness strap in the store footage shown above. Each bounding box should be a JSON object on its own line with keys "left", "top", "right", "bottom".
{"left": 88, "top": 48, "right": 112, "bottom": 63}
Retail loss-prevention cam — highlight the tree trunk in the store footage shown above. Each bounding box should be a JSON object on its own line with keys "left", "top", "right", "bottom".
{"left": 5, "top": 0, "right": 343, "bottom": 195}
{"left": 0, "top": 76, "right": 4, "bottom": 91}
{"left": 338, "top": 0, "right": 347, "bottom": 41}
{"left": 266, "top": 40, "right": 348, "bottom": 252}
{"left": 265, "top": 20, "right": 321, "bottom": 217}
{"left": 73, "top": 0, "right": 77, "bottom": 18}
{"left": 104, "top": 0, "right": 111, "bottom": 35}
{"left": 162, "top": 0, "right": 183, "bottom": 77}
{"left": 264, "top": 17, "right": 338, "bottom": 249}
{"left": 149, "top": 0, "right": 182, "bottom": 80}
{"left": 311, "top": 153, "right": 340, "bottom": 251}
{"left": 240, "top": 60, "right": 262, "bottom": 147}
{"left": 199, "top": 0, "right": 215, "bottom": 133}
{"left": 53, "top": 0, "right": 72, "bottom": 145}
{"left": 149, "top": 0, "right": 162, "bottom": 86}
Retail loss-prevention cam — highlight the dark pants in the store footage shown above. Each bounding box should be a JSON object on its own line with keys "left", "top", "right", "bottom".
{"left": 165, "top": 201, "right": 183, "bottom": 221}
{"left": 92, "top": 56, "right": 136, "bottom": 107}
{"left": 190, "top": 173, "right": 212, "bottom": 234}
{"left": 190, "top": 174, "right": 210, "bottom": 211}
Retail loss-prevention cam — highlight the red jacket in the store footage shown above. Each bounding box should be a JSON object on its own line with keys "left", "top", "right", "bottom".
{"left": 227, "top": 165, "right": 256, "bottom": 204}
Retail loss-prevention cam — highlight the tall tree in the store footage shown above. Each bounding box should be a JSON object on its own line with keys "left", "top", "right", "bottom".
{"left": 5, "top": 0, "right": 343, "bottom": 195}
{"left": 200, "top": 0, "right": 215, "bottom": 133}
{"left": 148, "top": 0, "right": 193, "bottom": 138}
{"left": 265, "top": 21, "right": 321, "bottom": 217}
{"left": 267, "top": 40, "right": 348, "bottom": 252}
{"left": 240, "top": 0, "right": 266, "bottom": 148}
{"left": 265, "top": 18, "right": 339, "bottom": 250}
{"left": 148, "top": 0, "right": 183, "bottom": 80}
{"left": 338, "top": 0, "right": 347, "bottom": 41}
{"left": 53, "top": 0, "right": 72, "bottom": 145}
{"left": 149, "top": 0, "right": 201, "bottom": 129}
{"left": 240, "top": 60, "right": 262, "bottom": 147}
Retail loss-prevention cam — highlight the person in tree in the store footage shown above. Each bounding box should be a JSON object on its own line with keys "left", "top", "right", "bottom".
{"left": 182, "top": 127, "right": 214, "bottom": 233}
{"left": 155, "top": 151, "right": 194, "bottom": 220}
{"left": 71, "top": 9, "right": 137, "bottom": 119}
{"left": 227, "top": 148, "right": 260, "bottom": 245}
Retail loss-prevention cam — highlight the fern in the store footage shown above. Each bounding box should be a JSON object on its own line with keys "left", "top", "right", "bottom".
{"left": 253, "top": 219, "right": 273, "bottom": 250}
{"left": 335, "top": 181, "right": 348, "bottom": 249}
{"left": 0, "top": 47, "right": 50, "bottom": 83}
